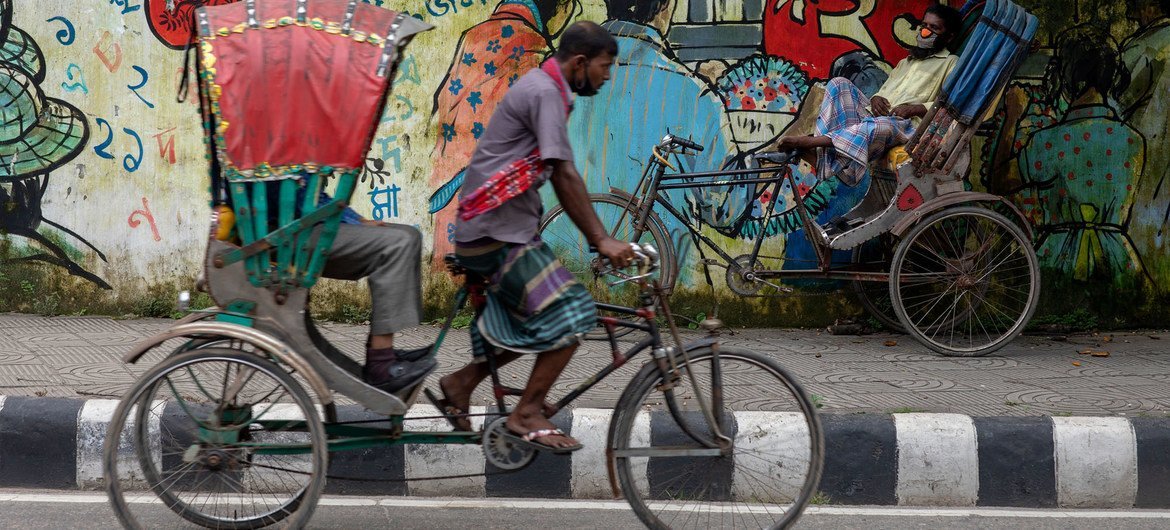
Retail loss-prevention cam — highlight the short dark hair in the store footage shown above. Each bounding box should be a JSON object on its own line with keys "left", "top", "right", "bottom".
{"left": 606, "top": 0, "right": 671, "bottom": 25}
{"left": 554, "top": 21, "right": 618, "bottom": 60}
{"left": 925, "top": 4, "right": 963, "bottom": 45}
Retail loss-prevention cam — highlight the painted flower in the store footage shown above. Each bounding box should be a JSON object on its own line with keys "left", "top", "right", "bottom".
{"left": 448, "top": 78, "right": 464, "bottom": 96}
{"left": 796, "top": 182, "right": 811, "bottom": 198}
{"left": 763, "top": 87, "right": 778, "bottom": 102}
{"left": 471, "top": 122, "right": 485, "bottom": 139}
{"left": 484, "top": 61, "right": 498, "bottom": 76}
{"left": 501, "top": 25, "right": 515, "bottom": 38}
{"left": 461, "top": 53, "right": 477, "bottom": 66}
{"left": 508, "top": 46, "right": 526, "bottom": 61}
{"left": 741, "top": 97, "right": 756, "bottom": 110}
{"left": 759, "top": 190, "right": 772, "bottom": 204}
{"left": 486, "top": 39, "right": 502, "bottom": 53}
{"left": 508, "top": 73, "right": 520, "bottom": 87}
{"left": 441, "top": 123, "right": 457, "bottom": 142}
{"left": 467, "top": 91, "right": 483, "bottom": 112}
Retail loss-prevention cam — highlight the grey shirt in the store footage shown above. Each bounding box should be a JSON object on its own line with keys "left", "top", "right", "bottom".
{"left": 454, "top": 67, "right": 574, "bottom": 244}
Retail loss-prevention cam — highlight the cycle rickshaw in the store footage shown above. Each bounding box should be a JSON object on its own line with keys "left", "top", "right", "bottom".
{"left": 102, "top": 1, "right": 823, "bottom": 528}
{"left": 539, "top": 0, "right": 1042, "bottom": 357}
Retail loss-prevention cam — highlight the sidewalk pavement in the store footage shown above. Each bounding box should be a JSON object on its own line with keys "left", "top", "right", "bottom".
{"left": 0, "top": 313, "right": 1168, "bottom": 507}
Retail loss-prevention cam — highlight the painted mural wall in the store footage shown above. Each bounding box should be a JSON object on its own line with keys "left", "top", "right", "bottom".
{"left": 2, "top": 0, "right": 1168, "bottom": 324}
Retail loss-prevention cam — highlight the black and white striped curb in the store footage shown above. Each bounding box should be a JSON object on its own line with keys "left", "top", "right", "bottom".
{"left": 1, "top": 396, "right": 1167, "bottom": 508}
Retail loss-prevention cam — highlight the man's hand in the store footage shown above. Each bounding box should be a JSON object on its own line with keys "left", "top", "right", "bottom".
{"left": 891, "top": 103, "right": 927, "bottom": 119}
{"left": 595, "top": 237, "right": 636, "bottom": 269}
{"left": 870, "top": 95, "right": 892, "bottom": 116}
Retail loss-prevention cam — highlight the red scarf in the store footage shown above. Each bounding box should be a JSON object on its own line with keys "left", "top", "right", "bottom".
{"left": 457, "top": 60, "right": 572, "bottom": 221}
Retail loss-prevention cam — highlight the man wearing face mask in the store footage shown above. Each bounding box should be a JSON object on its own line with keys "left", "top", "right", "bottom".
{"left": 777, "top": 4, "right": 962, "bottom": 186}
{"left": 433, "top": 21, "right": 635, "bottom": 452}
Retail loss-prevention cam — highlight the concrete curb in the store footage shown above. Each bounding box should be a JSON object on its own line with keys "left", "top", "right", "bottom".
{"left": 1, "top": 396, "right": 1167, "bottom": 508}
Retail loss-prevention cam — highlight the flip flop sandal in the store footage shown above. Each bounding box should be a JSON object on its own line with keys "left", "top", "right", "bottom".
{"left": 424, "top": 388, "right": 473, "bottom": 432}
{"left": 501, "top": 427, "right": 582, "bottom": 454}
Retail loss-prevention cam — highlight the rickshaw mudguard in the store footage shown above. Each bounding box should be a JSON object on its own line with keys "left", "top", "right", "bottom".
{"left": 122, "top": 319, "right": 334, "bottom": 406}
{"left": 888, "top": 191, "right": 1034, "bottom": 242}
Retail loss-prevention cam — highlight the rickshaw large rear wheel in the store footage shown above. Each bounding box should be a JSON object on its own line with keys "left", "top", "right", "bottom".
{"left": 890, "top": 206, "right": 1040, "bottom": 357}
{"left": 104, "top": 349, "right": 328, "bottom": 529}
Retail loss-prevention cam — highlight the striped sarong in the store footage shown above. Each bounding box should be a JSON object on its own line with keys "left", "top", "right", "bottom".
{"left": 455, "top": 238, "right": 596, "bottom": 357}
{"left": 816, "top": 77, "right": 916, "bottom": 186}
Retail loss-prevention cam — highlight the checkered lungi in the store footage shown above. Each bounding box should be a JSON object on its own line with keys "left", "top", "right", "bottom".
{"left": 455, "top": 238, "right": 596, "bottom": 358}
{"left": 815, "top": 77, "right": 916, "bottom": 186}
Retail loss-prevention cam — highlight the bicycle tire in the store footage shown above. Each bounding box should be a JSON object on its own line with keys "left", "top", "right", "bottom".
{"left": 608, "top": 346, "right": 823, "bottom": 529}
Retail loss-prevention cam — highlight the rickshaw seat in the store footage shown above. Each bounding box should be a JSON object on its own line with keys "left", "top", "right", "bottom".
{"left": 196, "top": 0, "right": 430, "bottom": 299}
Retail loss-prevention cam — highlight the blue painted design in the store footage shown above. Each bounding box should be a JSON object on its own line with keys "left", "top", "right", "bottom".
{"left": 467, "top": 91, "right": 483, "bottom": 112}
{"left": 428, "top": 169, "right": 466, "bottom": 214}
{"left": 484, "top": 61, "right": 498, "bottom": 77}
{"left": 508, "top": 73, "right": 519, "bottom": 87}
{"left": 461, "top": 52, "right": 477, "bottom": 66}
{"left": 508, "top": 45, "right": 526, "bottom": 61}
{"left": 501, "top": 25, "right": 514, "bottom": 38}
{"left": 557, "top": 21, "right": 737, "bottom": 283}
{"left": 441, "top": 123, "right": 457, "bottom": 142}
{"left": 472, "top": 122, "right": 484, "bottom": 138}
{"left": 486, "top": 39, "right": 502, "bottom": 53}
{"left": 448, "top": 78, "right": 464, "bottom": 96}
{"left": 46, "top": 16, "right": 75, "bottom": 46}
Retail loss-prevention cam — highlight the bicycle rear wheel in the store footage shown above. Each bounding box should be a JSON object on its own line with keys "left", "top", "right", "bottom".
{"left": 608, "top": 346, "right": 823, "bottom": 529}
{"left": 539, "top": 193, "right": 677, "bottom": 338}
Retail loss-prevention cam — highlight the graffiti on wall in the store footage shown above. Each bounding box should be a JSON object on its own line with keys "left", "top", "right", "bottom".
{"left": 426, "top": 0, "right": 582, "bottom": 260}
{"left": 0, "top": 1, "right": 107, "bottom": 288}
{"left": 5, "top": 0, "right": 1170, "bottom": 318}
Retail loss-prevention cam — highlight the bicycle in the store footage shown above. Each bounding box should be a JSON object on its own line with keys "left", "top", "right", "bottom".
{"left": 104, "top": 242, "right": 824, "bottom": 529}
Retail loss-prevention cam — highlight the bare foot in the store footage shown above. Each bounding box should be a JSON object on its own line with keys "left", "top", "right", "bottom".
{"left": 437, "top": 373, "right": 474, "bottom": 432}
{"left": 438, "top": 373, "right": 558, "bottom": 431}
{"left": 505, "top": 408, "right": 579, "bottom": 450}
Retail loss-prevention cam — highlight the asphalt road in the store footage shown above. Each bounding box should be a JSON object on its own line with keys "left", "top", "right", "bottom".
{"left": 2, "top": 492, "right": 1168, "bottom": 529}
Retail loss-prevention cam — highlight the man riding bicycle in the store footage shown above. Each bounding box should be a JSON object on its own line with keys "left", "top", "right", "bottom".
{"left": 435, "top": 21, "right": 636, "bottom": 452}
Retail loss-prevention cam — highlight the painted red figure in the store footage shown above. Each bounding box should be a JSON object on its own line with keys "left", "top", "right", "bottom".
{"left": 763, "top": 0, "right": 939, "bottom": 79}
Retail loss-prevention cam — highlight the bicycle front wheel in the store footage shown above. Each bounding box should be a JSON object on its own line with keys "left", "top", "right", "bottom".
{"left": 608, "top": 346, "right": 823, "bottom": 529}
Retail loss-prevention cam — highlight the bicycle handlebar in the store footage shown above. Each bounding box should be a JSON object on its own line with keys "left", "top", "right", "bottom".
{"left": 662, "top": 134, "right": 703, "bottom": 152}
{"left": 589, "top": 243, "right": 660, "bottom": 281}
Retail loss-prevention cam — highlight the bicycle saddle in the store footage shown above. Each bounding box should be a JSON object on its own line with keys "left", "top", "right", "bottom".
{"left": 752, "top": 151, "right": 797, "bottom": 166}
{"left": 444, "top": 253, "right": 468, "bottom": 276}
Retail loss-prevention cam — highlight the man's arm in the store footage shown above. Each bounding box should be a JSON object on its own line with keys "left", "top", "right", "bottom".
{"left": 548, "top": 159, "right": 636, "bottom": 268}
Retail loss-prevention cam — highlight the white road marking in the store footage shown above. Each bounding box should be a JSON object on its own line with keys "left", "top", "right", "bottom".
{"left": 1, "top": 492, "right": 1168, "bottom": 518}
{"left": 894, "top": 413, "right": 980, "bottom": 506}
{"left": 1053, "top": 416, "right": 1139, "bottom": 508}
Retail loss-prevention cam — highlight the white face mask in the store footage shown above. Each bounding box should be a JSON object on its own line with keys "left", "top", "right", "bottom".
{"left": 916, "top": 28, "right": 939, "bottom": 50}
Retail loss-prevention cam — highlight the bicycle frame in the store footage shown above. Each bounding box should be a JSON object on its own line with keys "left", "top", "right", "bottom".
{"left": 616, "top": 139, "right": 891, "bottom": 284}
{"left": 247, "top": 268, "right": 730, "bottom": 456}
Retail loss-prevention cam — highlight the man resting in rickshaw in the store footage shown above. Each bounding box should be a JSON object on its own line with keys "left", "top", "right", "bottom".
{"left": 777, "top": 4, "right": 962, "bottom": 186}
{"left": 432, "top": 21, "right": 636, "bottom": 452}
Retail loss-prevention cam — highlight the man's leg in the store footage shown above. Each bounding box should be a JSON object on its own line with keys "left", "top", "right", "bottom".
{"left": 777, "top": 77, "right": 870, "bottom": 163}
{"left": 505, "top": 344, "right": 579, "bottom": 449}
{"left": 323, "top": 223, "right": 432, "bottom": 390}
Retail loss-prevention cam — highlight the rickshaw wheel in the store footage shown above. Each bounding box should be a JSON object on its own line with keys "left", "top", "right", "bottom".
{"left": 890, "top": 206, "right": 1040, "bottom": 357}
{"left": 170, "top": 335, "right": 338, "bottom": 424}
{"left": 104, "top": 349, "right": 328, "bottom": 529}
